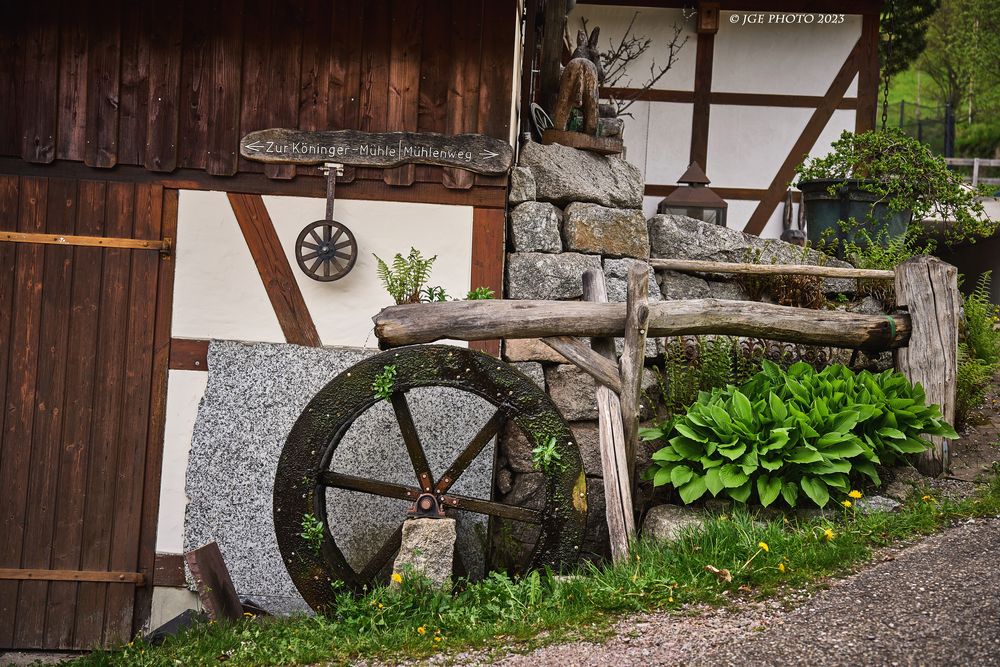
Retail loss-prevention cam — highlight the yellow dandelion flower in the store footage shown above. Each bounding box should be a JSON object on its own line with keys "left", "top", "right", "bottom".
{"left": 823, "top": 528, "right": 835, "bottom": 541}
{"left": 921, "top": 495, "right": 934, "bottom": 502}
{"left": 758, "top": 541, "right": 769, "bottom": 553}
{"left": 417, "top": 626, "right": 426, "bottom": 635}
{"left": 391, "top": 572, "right": 403, "bottom": 584}
{"left": 668, "top": 596, "right": 674, "bottom": 602}
{"left": 842, "top": 500, "right": 852, "bottom": 508}
{"left": 848, "top": 490, "right": 863, "bottom": 499}
{"left": 434, "top": 636, "right": 442, "bottom": 643}
{"left": 378, "top": 603, "right": 384, "bottom": 609}
{"left": 778, "top": 562, "right": 785, "bottom": 573}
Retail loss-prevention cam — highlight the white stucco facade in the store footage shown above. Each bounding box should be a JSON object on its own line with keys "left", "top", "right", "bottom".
{"left": 570, "top": 4, "right": 865, "bottom": 237}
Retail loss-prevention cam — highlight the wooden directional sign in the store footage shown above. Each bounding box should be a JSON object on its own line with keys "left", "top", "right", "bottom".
{"left": 240, "top": 129, "right": 514, "bottom": 175}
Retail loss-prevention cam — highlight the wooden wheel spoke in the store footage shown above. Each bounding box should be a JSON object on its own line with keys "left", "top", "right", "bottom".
{"left": 309, "top": 229, "right": 323, "bottom": 245}
{"left": 300, "top": 251, "right": 319, "bottom": 261}
{"left": 334, "top": 240, "right": 353, "bottom": 250}
{"left": 334, "top": 251, "right": 352, "bottom": 260}
{"left": 323, "top": 261, "right": 331, "bottom": 278}
{"left": 390, "top": 392, "right": 434, "bottom": 491}
{"left": 331, "top": 227, "right": 344, "bottom": 243}
{"left": 309, "top": 257, "right": 323, "bottom": 273}
{"left": 323, "top": 224, "right": 331, "bottom": 243}
{"left": 301, "top": 241, "right": 321, "bottom": 251}
{"left": 441, "top": 493, "right": 540, "bottom": 524}
{"left": 317, "top": 470, "right": 421, "bottom": 502}
{"left": 435, "top": 408, "right": 507, "bottom": 494}
{"left": 357, "top": 524, "right": 403, "bottom": 583}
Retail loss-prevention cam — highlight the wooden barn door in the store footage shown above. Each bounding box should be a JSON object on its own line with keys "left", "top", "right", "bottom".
{"left": 0, "top": 176, "right": 175, "bottom": 650}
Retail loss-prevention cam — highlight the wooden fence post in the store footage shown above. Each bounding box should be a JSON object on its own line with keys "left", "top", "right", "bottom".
{"left": 582, "top": 270, "right": 635, "bottom": 562}
{"left": 894, "top": 255, "right": 960, "bottom": 476}
{"left": 619, "top": 263, "right": 650, "bottom": 491}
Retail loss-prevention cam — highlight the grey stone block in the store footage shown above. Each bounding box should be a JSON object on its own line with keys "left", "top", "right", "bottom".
{"left": 508, "top": 166, "right": 536, "bottom": 206}
{"left": 643, "top": 504, "right": 706, "bottom": 542}
{"left": 569, "top": 421, "right": 602, "bottom": 477}
{"left": 519, "top": 141, "right": 644, "bottom": 209}
{"left": 647, "top": 214, "right": 854, "bottom": 293}
{"left": 511, "top": 361, "right": 545, "bottom": 390}
{"left": 184, "top": 340, "right": 496, "bottom": 613}
{"left": 657, "top": 269, "right": 711, "bottom": 301}
{"left": 544, "top": 364, "right": 598, "bottom": 421}
{"left": 506, "top": 252, "right": 602, "bottom": 300}
{"left": 504, "top": 338, "right": 570, "bottom": 363}
{"left": 509, "top": 202, "right": 562, "bottom": 253}
{"left": 392, "top": 518, "right": 457, "bottom": 588}
{"left": 855, "top": 495, "right": 902, "bottom": 514}
{"left": 603, "top": 258, "right": 663, "bottom": 303}
{"left": 707, "top": 280, "right": 749, "bottom": 301}
{"left": 563, "top": 203, "right": 649, "bottom": 259}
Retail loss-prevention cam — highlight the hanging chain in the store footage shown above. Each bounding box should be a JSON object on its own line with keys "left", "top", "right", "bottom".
{"left": 881, "top": 0, "right": 897, "bottom": 132}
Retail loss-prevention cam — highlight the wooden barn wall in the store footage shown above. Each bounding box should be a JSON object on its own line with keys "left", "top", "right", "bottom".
{"left": 0, "top": 0, "right": 515, "bottom": 202}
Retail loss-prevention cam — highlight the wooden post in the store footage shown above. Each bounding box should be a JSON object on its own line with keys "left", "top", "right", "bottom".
{"left": 619, "top": 263, "right": 650, "bottom": 489}
{"left": 582, "top": 270, "right": 635, "bottom": 563}
{"left": 894, "top": 256, "right": 960, "bottom": 476}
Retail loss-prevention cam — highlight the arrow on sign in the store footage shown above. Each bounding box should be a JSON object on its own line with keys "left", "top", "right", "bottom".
{"left": 481, "top": 149, "right": 500, "bottom": 159}
{"left": 245, "top": 141, "right": 264, "bottom": 152}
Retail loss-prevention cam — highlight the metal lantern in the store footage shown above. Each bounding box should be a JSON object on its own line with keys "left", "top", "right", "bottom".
{"left": 657, "top": 162, "right": 728, "bottom": 227}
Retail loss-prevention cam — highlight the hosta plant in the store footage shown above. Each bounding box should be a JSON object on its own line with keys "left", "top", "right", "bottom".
{"left": 642, "top": 361, "right": 957, "bottom": 508}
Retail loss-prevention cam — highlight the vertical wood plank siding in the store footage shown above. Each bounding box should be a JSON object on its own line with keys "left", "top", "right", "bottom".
{"left": 0, "top": 177, "right": 172, "bottom": 650}
{"left": 0, "top": 0, "right": 515, "bottom": 197}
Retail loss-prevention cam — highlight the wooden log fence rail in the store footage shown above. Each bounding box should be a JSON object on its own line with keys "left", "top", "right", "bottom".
{"left": 371, "top": 255, "right": 958, "bottom": 559}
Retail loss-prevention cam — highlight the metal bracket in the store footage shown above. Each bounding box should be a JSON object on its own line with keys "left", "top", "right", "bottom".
{"left": 407, "top": 492, "right": 446, "bottom": 519}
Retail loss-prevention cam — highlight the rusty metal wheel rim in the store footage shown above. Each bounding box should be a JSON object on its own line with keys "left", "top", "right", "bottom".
{"left": 295, "top": 220, "right": 357, "bottom": 282}
{"left": 273, "top": 345, "right": 587, "bottom": 612}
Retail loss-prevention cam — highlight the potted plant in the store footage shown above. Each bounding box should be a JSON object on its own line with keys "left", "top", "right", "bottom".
{"left": 795, "top": 128, "right": 995, "bottom": 253}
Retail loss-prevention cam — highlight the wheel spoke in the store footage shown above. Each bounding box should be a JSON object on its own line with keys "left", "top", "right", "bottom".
{"left": 331, "top": 227, "right": 344, "bottom": 243}
{"left": 390, "top": 392, "right": 434, "bottom": 491}
{"left": 441, "top": 493, "right": 540, "bottom": 524}
{"left": 357, "top": 524, "right": 403, "bottom": 583}
{"left": 309, "top": 257, "right": 324, "bottom": 274}
{"left": 323, "top": 224, "right": 331, "bottom": 243}
{"left": 310, "top": 229, "right": 323, "bottom": 245}
{"left": 323, "top": 260, "right": 331, "bottom": 278}
{"left": 436, "top": 408, "right": 506, "bottom": 494}
{"left": 300, "top": 251, "right": 319, "bottom": 261}
{"left": 317, "top": 470, "right": 420, "bottom": 502}
{"left": 334, "top": 240, "right": 353, "bottom": 250}
{"left": 301, "top": 241, "right": 321, "bottom": 251}
{"left": 334, "top": 251, "right": 352, "bottom": 260}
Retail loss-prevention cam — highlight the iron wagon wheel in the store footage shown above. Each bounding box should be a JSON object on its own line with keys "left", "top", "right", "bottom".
{"left": 273, "top": 344, "right": 588, "bottom": 612}
{"left": 295, "top": 220, "right": 357, "bottom": 282}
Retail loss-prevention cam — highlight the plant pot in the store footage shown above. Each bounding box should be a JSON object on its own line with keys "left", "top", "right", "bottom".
{"left": 798, "top": 179, "right": 912, "bottom": 255}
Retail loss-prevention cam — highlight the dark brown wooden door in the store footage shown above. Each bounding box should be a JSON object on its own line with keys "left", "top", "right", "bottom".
{"left": 0, "top": 176, "right": 174, "bottom": 650}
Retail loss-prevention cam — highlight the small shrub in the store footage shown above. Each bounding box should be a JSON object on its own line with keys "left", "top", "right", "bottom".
{"left": 372, "top": 364, "right": 397, "bottom": 400}
{"left": 374, "top": 248, "right": 437, "bottom": 304}
{"left": 300, "top": 513, "right": 325, "bottom": 555}
{"left": 531, "top": 435, "right": 564, "bottom": 473}
{"left": 962, "top": 272, "right": 1000, "bottom": 365}
{"left": 467, "top": 286, "right": 496, "bottom": 300}
{"left": 642, "top": 361, "right": 957, "bottom": 508}
{"left": 956, "top": 345, "right": 994, "bottom": 428}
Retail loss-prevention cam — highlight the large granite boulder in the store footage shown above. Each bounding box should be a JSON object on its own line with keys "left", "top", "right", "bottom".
{"left": 563, "top": 203, "right": 649, "bottom": 258}
{"left": 506, "top": 252, "right": 602, "bottom": 300}
{"left": 519, "top": 141, "right": 643, "bottom": 209}
{"left": 642, "top": 504, "right": 705, "bottom": 542}
{"left": 603, "top": 258, "right": 663, "bottom": 303}
{"left": 544, "top": 364, "right": 598, "bottom": 421}
{"left": 509, "top": 202, "right": 562, "bottom": 253}
{"left": 647, "top": 214, "right": 854, "bottom": 293}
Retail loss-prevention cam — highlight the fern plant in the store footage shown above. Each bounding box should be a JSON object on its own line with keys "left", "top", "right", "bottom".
{"left": 373, "top": 248, "right": 438, "bottom": 305}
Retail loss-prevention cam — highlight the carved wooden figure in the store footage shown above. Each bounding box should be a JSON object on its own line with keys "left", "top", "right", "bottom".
{"left": 553, "top": 28, "right": 604, "bottom": 136}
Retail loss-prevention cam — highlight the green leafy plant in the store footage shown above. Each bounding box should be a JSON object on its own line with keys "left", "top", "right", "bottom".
{"left": 531, "top": 436, "right": 564, "bottom": 473}
{"left": 374, "top": 248, "right": 438, "bottom": 305}
{"left": 956, "top": 345, "right": 994, "bottom": 428}
{"left": 420, "top": 285, "right": 449, "bottom": 302}
{"left": 300, "top": 513, "right": 325, "bottom": 555}
{"left": 467, "top": 286, "right": 496, "bottom": 300}
{"left": 962, "top": 272, "right": 1000, "bottom": 365}
{"left": 642, "top": 361, "right": 958, "bottom": 508}
{"left": 795, "top": 128, "right": 996, "bottom": 245}
{"left": 372, "top": 364, "right": 397, "bottom": 400}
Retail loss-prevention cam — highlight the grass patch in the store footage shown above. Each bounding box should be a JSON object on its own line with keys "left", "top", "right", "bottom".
{"left": 73, "top": 473, "right": 1000, "bottom": 667}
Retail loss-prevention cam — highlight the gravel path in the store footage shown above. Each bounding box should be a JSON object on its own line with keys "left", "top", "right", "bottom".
{"left": 463, "top": 518, "right": 1000, "bottom": 667}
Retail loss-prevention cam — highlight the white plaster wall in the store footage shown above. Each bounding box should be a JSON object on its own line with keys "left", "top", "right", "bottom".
{"left": 713, "top": 12, "right": 861, "bottom": 96}
{"left": 156, "top": 369, "right": 208, "bottom": 554}
{"left": 172, "top": 190, "right": 473, "bottom": 347}
{"left": 569, "top": 5, "right": 697, "bottom": 90}
{"left": 173, "top": 190, "right": 285, "bottom": 342}
{"left": 643, "top": 102, "right": 696, "bottom": 185}
{"left": 261, "top": 196, "right": 473, "bottom": 347}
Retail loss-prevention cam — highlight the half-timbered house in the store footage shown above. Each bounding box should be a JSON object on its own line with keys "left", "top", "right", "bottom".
{"left": 0, "top": 0, "right": 879, "bottom": 650}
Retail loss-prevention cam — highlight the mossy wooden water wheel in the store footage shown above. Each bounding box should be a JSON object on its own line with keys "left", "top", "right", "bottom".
{"left": 273, "top": 344, "right": 587, "bottom": 612}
